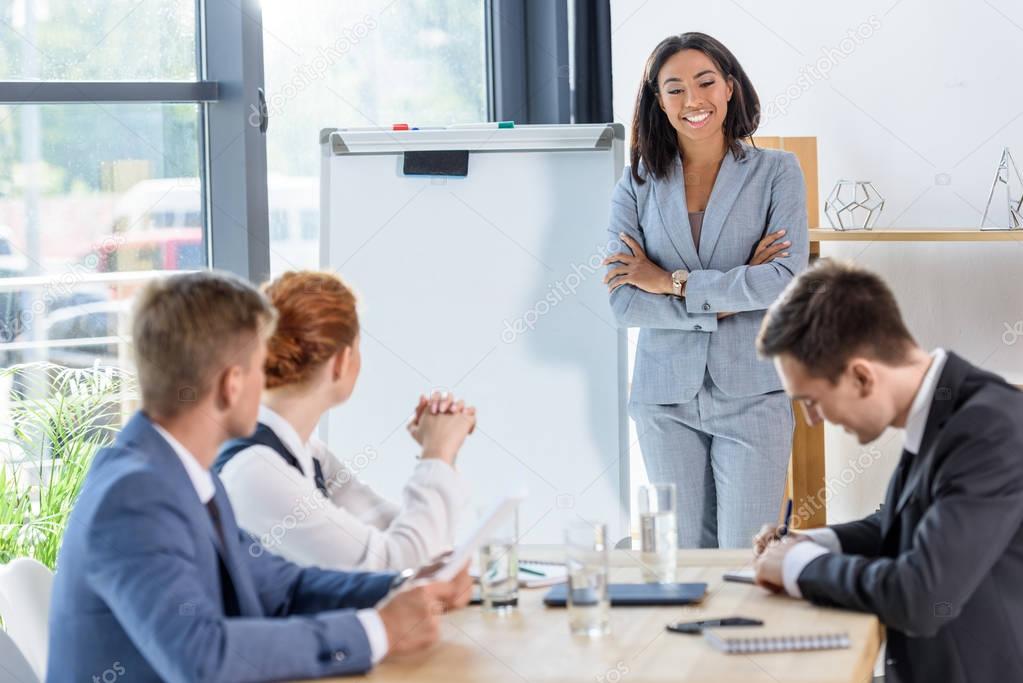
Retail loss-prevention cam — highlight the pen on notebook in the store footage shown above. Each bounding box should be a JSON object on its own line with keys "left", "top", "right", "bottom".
{"left": 518, "top": 565, "right": 546, "bottom": 577}
{"left": 778, "top": 498, "right": 794, "bottom": 538}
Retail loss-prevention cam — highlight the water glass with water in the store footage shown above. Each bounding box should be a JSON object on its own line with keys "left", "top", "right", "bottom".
{"left": 478, "top": 506, "right": 519, "bottom": 612}
{"left": 564, "top": 521, "right": 610, "bottom": 637}
{"left": 638, "top": 483, "right": 677, "bottom": 583}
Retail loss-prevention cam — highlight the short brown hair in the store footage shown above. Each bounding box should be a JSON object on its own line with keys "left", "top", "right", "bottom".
{"left": 262, "top": 271, "right": 359, "bottom": 389}
{"left": 132, "top": 270, "right": 277, "bottom": 417}
{"left": 757, "top": 260, "right": 916, "bottom": 382}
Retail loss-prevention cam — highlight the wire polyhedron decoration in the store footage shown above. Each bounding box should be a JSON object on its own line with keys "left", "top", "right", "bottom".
{"left": 824, "top": 180, "right": 885, "bottom": 231}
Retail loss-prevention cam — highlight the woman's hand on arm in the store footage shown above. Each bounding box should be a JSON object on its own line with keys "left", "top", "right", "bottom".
{"left": 717, "top": 229, "right": 792, "bottom": 320}
{"left": 602, "top": 232, "right": 674, "bottom": 296}
{"left": 750, "top": 229, "right": 791, "bottom": 266}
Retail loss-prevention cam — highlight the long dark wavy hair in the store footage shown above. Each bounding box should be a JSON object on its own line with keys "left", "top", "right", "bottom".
{"left": 630, "top": 32, "right": 761, "bottom": 185}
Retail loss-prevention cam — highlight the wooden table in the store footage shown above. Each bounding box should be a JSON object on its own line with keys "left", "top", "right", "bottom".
{"left": 327, "top": 546, "right": 881, "bottom": 683}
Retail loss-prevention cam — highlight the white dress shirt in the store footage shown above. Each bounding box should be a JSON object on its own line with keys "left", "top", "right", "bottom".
{"left": 153, "top": 423, "right": 216, "bottom": 504}
{"left": 218, "top": 406, "right": 469, "bottom": 661}
{"left": 219, "top": 406, "right": 468, "bottom": 573}
{"left": 151, "top": 421, "right": 388, "bottom": 663}
{"left": 781, "top": 348, "right": 948, "bottom": 598}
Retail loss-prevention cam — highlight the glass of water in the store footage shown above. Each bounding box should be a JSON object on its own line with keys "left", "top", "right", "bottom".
{"left": 638, "top": 483, "right": 677, "bottom": 583}
{"left": 478, "top": 506, "right": 519, "bottom": 612}
{"left": 564, "top": 520, "right": 610, "bottom": 637}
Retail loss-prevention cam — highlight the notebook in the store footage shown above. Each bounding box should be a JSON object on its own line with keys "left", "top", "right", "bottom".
{"left": 704, "top": 629, "right": 851, "bottom": 654}
{"left": 517, "top": 561, "right": 567, "bottom": 588}
{"left": 543, "top": 582, "right": 707, "bottom": 607}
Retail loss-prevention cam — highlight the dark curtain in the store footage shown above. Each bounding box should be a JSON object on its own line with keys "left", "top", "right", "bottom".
{"left": 572, "top": 0, "right": 613, "bottom": 124}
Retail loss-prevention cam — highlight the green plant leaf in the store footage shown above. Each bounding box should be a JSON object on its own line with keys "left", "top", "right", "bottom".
{"left": 0, "top": 362, "right": 137, "bottom": 568}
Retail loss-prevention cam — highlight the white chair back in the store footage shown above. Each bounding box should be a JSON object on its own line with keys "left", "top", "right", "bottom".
{"left": 0, "top": 559, "right": 53, "bottom": 683}
{"left": 0, "top": 629, "right": 39, "bottom": 683}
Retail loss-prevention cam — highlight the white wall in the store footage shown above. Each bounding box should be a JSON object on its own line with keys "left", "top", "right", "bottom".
{"left": 610, "top": 0, "right": 1023, "bottom": 523}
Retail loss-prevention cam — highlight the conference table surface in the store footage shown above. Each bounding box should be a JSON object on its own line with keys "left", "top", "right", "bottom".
{"left": 320, "top": 545, "right": 882, "bottom": 683}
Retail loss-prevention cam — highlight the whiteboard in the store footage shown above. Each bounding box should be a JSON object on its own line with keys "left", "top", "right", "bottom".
{"left": 319, "top": 124, "right": 628, "bottom": 544}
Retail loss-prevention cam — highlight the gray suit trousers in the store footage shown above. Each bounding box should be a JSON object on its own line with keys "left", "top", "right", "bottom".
{"left": 630, "top": 371, "right": 793, "bottom": 549}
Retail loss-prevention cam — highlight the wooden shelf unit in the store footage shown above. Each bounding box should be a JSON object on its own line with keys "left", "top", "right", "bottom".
{"left": 755, "top": 134, "right": 1022, "bottom": 528}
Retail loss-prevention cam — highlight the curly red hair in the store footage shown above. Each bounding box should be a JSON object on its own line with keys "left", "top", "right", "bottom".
{"left": 261, "top": 271, "right": 359, "bottom": 389}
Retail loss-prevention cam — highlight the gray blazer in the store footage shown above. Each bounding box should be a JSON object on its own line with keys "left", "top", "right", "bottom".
{"left": 606, "top": 141, "right": 809, "bottom": 404}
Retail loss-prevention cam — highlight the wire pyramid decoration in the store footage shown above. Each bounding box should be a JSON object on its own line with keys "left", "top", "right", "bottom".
{"left": 824, "top": 180, "right": 885, "bottom": 231}
{"left": 980, "top": 147, "right": 1023, "bottom": 230}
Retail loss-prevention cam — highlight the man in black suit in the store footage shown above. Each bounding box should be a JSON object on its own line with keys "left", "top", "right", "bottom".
{"left": 751, "top": 260, "right": 1023, "bottom": 683}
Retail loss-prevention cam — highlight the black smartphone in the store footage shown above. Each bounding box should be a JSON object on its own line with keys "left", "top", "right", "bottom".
{"left": 666, "top": 617, "right": 764, "bottom": 634}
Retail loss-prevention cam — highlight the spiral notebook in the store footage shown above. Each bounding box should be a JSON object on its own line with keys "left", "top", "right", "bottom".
{"left": 517, "top": 561, "right": 567, "bottom": 588}
{"left": 704, "top": 629, "right": 850, "bottom": 654}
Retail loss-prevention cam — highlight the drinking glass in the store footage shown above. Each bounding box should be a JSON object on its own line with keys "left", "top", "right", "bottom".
{"left": 564, "top": 520, "right": 610, "bottom": 636}
{"left": 478, "top": 506, "right": 519, "bottom": 612}
{"left": 638, "top": 483, "right": 678, "bottom": 583}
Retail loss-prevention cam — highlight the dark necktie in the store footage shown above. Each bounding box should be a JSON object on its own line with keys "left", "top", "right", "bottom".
{"left": 312, "top": 457, "right": 329, "bottom": 497}
{"left": 892, "top": 448, "right": 915, "bottom": 499}
{"left": 206, "top": 499, "right": 241, "bottom": 617}
{"left": 880, "top": 449, "right": 914, "bottom": 552}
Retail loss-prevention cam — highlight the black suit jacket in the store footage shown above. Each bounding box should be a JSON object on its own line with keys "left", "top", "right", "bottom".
{"left": 797, "top": 352, "right": 1023, "bottom": 683}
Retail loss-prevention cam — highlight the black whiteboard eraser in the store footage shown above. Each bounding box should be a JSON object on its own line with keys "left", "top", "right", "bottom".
{"left": 402, "top": 150, "right": 469, "bottom": 177}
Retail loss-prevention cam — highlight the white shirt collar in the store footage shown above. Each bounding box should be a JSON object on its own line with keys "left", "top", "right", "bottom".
{"left": 258, "top": 404, "right": 316, "bottom": 480}
{"left": 903, "top": 348, "right": 948, "bottom": 455}
{"left": 152, "top": 423, "right": 216, "bottom": 504}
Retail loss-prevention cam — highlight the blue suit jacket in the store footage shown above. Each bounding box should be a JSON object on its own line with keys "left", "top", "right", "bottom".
{"left": 607, "top": 141, "right": 809, "bottom": 403}
{"left": 47, "top": 412, "right": 394, "bottom": 682}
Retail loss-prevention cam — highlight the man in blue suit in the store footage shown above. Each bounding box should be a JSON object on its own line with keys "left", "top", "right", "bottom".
{"left": 48, "top": 271, "right": 473, "bottom": 682}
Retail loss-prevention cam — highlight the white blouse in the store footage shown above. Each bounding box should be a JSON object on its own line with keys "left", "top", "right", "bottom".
{"left": 218, "top": 405, "right": 468, "bottom": 572}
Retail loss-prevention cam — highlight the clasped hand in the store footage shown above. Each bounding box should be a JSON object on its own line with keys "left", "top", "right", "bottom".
{"left": 407, "top": 390, "right": 477, "bottom": 466}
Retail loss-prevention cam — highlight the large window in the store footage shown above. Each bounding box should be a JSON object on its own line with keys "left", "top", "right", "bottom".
{"left": 0, "top": 2, "right": 208, "bottom": 374}
{"left": 261, "top": 0, "right": 488, "bottom": 273}
{"left": 0, "top": 0, "right": 222, "bottom": 500}
{"left": 0, "top": 1, "right": 197, "bottom": 81}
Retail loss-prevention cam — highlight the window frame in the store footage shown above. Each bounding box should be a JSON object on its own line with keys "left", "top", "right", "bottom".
{"left": 0, "top": 0, "right": 271, "bottom": 283}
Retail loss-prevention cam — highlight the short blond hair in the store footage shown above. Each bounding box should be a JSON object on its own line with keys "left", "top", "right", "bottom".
{"left": 132, "top": 270, "right": 277, "bottom": 418}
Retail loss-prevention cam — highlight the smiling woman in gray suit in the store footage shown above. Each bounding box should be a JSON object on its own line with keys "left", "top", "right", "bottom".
{"left": 603, "top": 32, "right": 809, "bottom": 548}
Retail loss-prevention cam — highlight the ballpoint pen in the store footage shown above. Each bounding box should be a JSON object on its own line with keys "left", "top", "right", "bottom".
{"left": 779, "top": 498, "right": 794, "bottom": 538}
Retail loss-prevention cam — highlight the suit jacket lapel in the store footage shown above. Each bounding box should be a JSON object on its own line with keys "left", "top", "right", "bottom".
{"left": 121, "top": 414, "right": 265, "bottom": 618}
{"left": 891, "top": 353, "right": 967, "bottom": 517}
{"left": 652, "top": 156, "right": 702, "bottom": 271}
{"left": 698, "top": 147, "right": 752, "bottom": 266}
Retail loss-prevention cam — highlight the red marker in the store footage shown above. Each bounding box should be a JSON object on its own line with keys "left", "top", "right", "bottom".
{"left": 392, "top": 123, "right": 409, "bottom": 131}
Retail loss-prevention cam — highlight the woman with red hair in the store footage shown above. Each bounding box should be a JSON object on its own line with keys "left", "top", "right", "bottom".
{"left": 214, "top": 270, "right": 476, "bottom": 571}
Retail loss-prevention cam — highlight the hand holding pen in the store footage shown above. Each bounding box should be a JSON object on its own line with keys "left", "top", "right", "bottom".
{"left": 752, "top": 498, "right": 798, "bottom": 557}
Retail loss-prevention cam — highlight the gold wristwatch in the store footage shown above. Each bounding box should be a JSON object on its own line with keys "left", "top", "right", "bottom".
{"left": 671, "top": 269, "right": 689, "bottom": 297}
